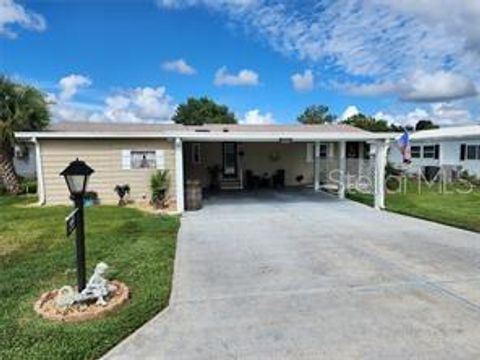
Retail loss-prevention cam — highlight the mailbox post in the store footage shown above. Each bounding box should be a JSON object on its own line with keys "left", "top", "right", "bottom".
{"left": 60, "top": 159, "right": 94, "bottom": 291}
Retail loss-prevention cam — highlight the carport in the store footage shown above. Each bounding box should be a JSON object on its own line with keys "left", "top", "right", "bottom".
{"left": 174, "top": 124, "right": 391, "bottom": 211}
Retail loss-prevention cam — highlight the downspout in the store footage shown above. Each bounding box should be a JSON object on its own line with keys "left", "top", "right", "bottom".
{"left": 175, "top": 138, "right": 184, "bottom": 213}
{"left": 33, "top": 137, "right": 46, "bottom": 205}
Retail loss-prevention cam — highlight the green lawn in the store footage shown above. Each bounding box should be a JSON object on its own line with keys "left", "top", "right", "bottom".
{"left": 347, "top": 180, "right": 480, "bottom": 232}
{"left": 0, "top": 196, "right": 179, "bottom": 360}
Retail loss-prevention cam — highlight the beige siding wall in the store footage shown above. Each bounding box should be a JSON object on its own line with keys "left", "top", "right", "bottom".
{"left": 184, "top": 142, "right": 340, "bottom": 187}
{"left": 40, "top": 139, "right": 176, "bottom": 205}
{"left": 242, "top": 142, "right": 315, "bottom": 186}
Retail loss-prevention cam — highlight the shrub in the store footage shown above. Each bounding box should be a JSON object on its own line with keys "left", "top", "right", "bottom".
{"left": 114, "top": 184, "right": 131, "bottom": 206}
{"left": 18, "top": 178, "right": 37, "bottom": 194}
{"left": 150, "top": 170, "right": 169, "bottom": 208}
{"left": 84, "top": 191, "right": 99, "bottom": 206}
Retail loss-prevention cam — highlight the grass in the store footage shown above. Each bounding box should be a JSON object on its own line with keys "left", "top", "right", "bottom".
{"left": 0, "top": 196, "right": 179, "bottom": 360}
{"left": 347, "top": 180, "right": 480, "bottom": 232}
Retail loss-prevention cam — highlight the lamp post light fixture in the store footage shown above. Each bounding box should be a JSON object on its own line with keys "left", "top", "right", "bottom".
{"left": 60, "top": 158, "right": 95, "bottom": 291}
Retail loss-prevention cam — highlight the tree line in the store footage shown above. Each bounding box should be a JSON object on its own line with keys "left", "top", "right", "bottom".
{"left": 172, "top": 97, "right": 439, "bottom": 132}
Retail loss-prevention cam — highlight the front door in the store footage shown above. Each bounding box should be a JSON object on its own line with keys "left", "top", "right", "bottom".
{"left": 223, "top": 142, "right": 238, "bottom": 178}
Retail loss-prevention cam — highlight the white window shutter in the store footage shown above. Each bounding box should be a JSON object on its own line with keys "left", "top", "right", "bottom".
{"left": 122, "top": 150, "right": 131, "bottom": 170}
{"left": 156, "top": 150, "right": 165, "bottom": 169}
{"left": 306, "top": 143, "right": 314, "bottom": 163}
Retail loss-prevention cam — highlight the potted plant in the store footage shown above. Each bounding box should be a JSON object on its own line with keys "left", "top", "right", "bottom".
{"left": 150, "top": 170, "right": 170, "bottom": 208}
{"left": 84, "top": 191, "right": 99, "bottom": 207}
{"left": 114, "top": 184, "right": 131, "bottom": 206}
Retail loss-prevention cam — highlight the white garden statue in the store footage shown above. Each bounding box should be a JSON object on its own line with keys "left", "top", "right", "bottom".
{"left": 77, "top": 262, "right": 116, "bottom": 306}
{"left": 55, "top": 262, "right": 115, "bottom": 308}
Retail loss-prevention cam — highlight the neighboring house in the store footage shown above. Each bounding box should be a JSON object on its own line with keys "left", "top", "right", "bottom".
{"left": 13, "top": 142, "right": 36, "bottom": 179}
{"left": 389, "top": 125, "right": 480, "bottom": 179}
{"left": 16, "top": 122, "right": 391, "bottom": 211}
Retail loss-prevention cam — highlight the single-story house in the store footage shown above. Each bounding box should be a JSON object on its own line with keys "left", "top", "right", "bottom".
{"left": 389, "top": 125, "right": 480, "bottom": 179}
{"left": 16, "top": 122, "right": 392, "bottom": 212}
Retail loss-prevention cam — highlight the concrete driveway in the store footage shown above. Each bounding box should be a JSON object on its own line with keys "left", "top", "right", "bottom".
{"left": 104, "top": 190, "right": 480, "bottom": 359}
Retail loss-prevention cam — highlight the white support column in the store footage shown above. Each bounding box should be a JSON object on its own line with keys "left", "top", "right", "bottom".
{"left": 175, "top": 138, "right": 184, "bottom": 213}
{"left": 314, "top": 142, "right": 320, "bottom": 191}
{"left": 33, "top": 138, "right": 46, "bottom": 205}
{"left": 338, "top": 141, "right": 346, "bottom": 199}
{"left": 374, "top": 141, "right": 388, "bottom": 210}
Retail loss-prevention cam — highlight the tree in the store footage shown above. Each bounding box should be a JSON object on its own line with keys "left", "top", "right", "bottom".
{"left": 342, "top": 113, "right": 392, "bottom": 132}
{"left": 415, "top": 119, "right": 439, "bottom": 131}
{"left": 0, "top": 76, "right": 50, "bottom": 193}
{"left": 297, "top": 105, "right": 336, "bottom": 124}
{"left": 172, "top": 97, "right": 237, "bottom": 125}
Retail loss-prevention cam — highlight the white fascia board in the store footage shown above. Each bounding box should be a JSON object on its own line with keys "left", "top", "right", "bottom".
{"left": 411, "top": 133, "right": 480, "bottom": 142}
{"left": 15, "top": 131, "right": 394, "bottom": 142}
{"left": 164, "top": 131, "right": 394, "bottom": 141}
{"left": 15, "top": 132, "right": 172, "bottom": 139}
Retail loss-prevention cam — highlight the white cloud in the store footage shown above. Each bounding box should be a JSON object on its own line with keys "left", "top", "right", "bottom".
{"left": 340, "top": 106, "right": 360, "bottom": 121}
{"left": 398, "top": 70, "right": 478, "bottom": 102}
{"left": 0, "top": 0, "right": 46, "bottom": 38}
{"left": 291, "top": 70, "right": 314, "bottom": 92}
{"left": 100, "top": 87, "right": 176, "bottom": 123}
{"left": 375, "top": 103, "right": 473, "bottom": 127}
{"left": 240, "top": 109, "right": 275, "bottom": 124}
{"left": 50, "top": 75, "right": 176, "bottom": 123}
{"left": 340, "top": 81, "right": 397, "bottom": 97}
{"left": 161, "top": 58, "right": 196, "bottom": 75}
{"left": 59, "top": 74, "right": 92, "bottom": 101}
{"left": 214, "top": 66, "right": 259, "bottom": 86}
{"left": 157, "top": 0, "right": 256, "bottom": 9}
{"left": 341, "top": 70, "right": 478, "bottom": 103}
{"left": 158, "top": 0, "right": 480, "bottom": 104}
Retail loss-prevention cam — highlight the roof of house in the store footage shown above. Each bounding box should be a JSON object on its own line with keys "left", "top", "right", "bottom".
{"left": 411, "top": 125, "right": 480, "bottom": 141}
{"left": 16, "top": 121, "right": 393, "bottom": 142}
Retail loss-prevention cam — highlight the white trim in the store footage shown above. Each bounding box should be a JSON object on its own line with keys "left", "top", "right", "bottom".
{"left": 338, "top": 141, "right": 346, "bottom": 199}
{"left": 374, "top": 141, "right": 388, "bottom": 210}
{"left": 175, "top": 138, "right": 184, "bottom": 213}
{"left": 15, "top": 131, "right": 393, "bottom": 142}
{"left": 121, "top": 150, "right": 131, "bottom": 170}
{"left": 33, "top": 138, "right": 45, "bottom": 205}
{"left": 314, "top": 142, "right": 320, "bottom": 191}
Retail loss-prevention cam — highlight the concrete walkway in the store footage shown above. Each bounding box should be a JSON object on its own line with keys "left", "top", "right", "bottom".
{"left": 104, "top": 190, "right": 480, "bottom": 359}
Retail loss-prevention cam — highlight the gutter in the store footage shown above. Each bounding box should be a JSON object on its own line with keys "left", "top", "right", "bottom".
{"left": 32, "top": 137, "right": 46, "bottom": 205}
{"left": 15, "top": 131, "right": 395, "bottom": 142}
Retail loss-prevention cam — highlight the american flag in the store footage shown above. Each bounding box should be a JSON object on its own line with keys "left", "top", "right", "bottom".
{"left": 397, "top": 131, "right": 412, "bottom": 164}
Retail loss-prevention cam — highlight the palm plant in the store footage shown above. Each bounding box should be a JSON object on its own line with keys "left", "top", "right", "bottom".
{"left": 150, "top": 170, "right": 170, "bottom": 208}
{"left": 114, "top": 184, "right": 131, "bottom": 206}
{"left": 0, "top": 76, "right": 49, "bottom": 193}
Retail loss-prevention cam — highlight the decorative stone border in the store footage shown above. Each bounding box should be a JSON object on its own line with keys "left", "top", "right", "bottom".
{"left": 34, "top": 280, "right": 130, "bottom": 322}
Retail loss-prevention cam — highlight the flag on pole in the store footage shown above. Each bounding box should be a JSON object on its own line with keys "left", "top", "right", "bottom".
{"left": 397, "top": 131, "right": 411, "bottom": 164}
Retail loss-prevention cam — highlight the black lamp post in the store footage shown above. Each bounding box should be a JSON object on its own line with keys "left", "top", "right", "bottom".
{"left": 60, "top": 158, "right": 94, "bottom": 291}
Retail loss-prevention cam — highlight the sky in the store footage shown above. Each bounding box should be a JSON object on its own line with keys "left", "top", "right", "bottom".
{"left": 1, "top": 0, "right": 480, "bottom": 126}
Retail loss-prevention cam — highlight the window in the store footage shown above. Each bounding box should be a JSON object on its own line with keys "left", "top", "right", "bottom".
{"left": 363, "top": 143, "right": 371, "bottom": 159}
{"left": 411, "top": 146, "right": 421, "bottom": 158}
{"left": 423, "top": 145, "right": 436, "bottom": 159}
{"left": 192, "top": 143, "right": 201, "bottom": 165}
{"left": 122, "top": 150, "right": 164, "bottom": 170}
{"left": 467, "top": 145, "right": 479, "bottom": 160}
{"left": 319, "top": 144, "right": 328, "bottom": 158}
{"left": 131, "top": 151, "right": 156, "bottom": 169}
{"left": 307, "top": 143, "right": 329, "bottom": 162}
{"left": 346, "top": 142, "right": 359, "bottom": 158}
